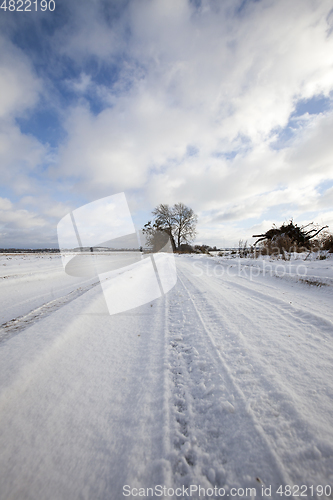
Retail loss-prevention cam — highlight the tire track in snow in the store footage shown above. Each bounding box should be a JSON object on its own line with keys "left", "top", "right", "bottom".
{"left": 185, "top": 261, "right": 333, "bottom": 409}
{"left": 177, "top": 261, "right": 333, "bottom": 491}
{"left": 0, "top": 279, "right": 100, "bottom": 344}
{"left": 196, "top": 269, "right": 333, "bottom": 384}
{"left": 218, "top": 274, "right": 333, "bottom": 335}
{"left": 163, "top": 274, "right": 292, "bottom": 495}
{"left": 0, "top": 293, "right": 172, "bottom": 499}
{"left": 164, "top": 290, "right": 197, "bottom": 480}
{"left": 179, "top": 273, "right": 292, "bottom": 485}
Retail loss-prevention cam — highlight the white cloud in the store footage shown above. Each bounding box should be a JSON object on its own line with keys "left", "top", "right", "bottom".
{"left": 0, "top": 197, "right": 13, "bottom": 211}
{"left": 0, "top": 207, "right": 46, "bottom": 229}
{"left": 0, "top": 34, "right": 47, "bottom": 203}
{"left": 0, "top": 122, "right": 46, "bottom": 194}
{"left": 56, "top": 0, "right": 333, "bottom": 202}
{"left": 3, "top": 0, "right": 333, "bottom": 246}
{"left": 0, "top": 36, "right": 41, "bottom": 119}
{"left": 55, "top": 1, "right": 126, "bottom": 61}
{"left": 287, "top": 111, "right": 333, "bottom": 176}
{"left": 67, "top": 73, "right": 93, "bottom": 94}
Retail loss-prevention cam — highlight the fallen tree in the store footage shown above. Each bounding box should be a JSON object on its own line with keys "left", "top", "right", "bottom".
{"left": 253, "top": 220, "right": 328, "bottom": 253}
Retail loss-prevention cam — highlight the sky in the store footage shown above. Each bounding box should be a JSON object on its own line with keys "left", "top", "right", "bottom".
{"left": 0, "top": 0, "right": 333, "bottom": 248}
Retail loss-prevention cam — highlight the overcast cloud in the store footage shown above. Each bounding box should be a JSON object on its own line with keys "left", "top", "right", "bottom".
{"left": 0, "top": 0, "right": 333, "bottom": 248}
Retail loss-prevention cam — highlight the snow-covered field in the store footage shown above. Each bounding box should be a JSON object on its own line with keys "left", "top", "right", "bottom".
{"left": 0, "top": 252, "right": 333, "bottom": 500}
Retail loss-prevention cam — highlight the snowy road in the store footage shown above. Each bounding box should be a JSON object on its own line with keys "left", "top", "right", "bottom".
{"left": 0, "top": 254, "right": 333, "bottom": 499}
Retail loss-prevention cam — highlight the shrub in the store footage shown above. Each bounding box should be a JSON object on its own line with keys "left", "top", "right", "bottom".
{"left": 238, "top": 240, "right": 249, "bottom": 257}
{"left": 259, "top": 235, "right": 295, "bottom": 256}
{"left": 321, "top": 233, "right": 333, "bottom": 253}
{"left": 194, "top": 244, "right": 211, "bottom": 254}
{"left": 177, "top": 243, "right": 195, "bottom": 253}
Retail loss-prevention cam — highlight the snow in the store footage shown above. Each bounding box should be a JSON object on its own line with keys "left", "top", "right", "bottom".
{"left": 0, "top": 253, "right": 98, "bottom": 325}
{"left": 0, "top": 252, "right": 332, "bottom": 499}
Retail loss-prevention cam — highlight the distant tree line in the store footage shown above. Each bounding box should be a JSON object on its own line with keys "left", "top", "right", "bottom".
{"left": 0, "top": 248, "right": 60, "bottom": 253}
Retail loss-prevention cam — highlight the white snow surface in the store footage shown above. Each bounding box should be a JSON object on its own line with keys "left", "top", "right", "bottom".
{"left": 0, "top": 252, "right": 333, "bottom": 499}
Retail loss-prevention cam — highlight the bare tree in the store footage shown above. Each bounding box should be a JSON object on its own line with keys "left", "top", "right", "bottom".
{"left": 143, "top": 203, "right": 198, "bottom": 251}
{"left": 172, "top": 202, "right": 198, "bottom": 248}
{"left": 142, "top": 222, "right": 172, "bottom": 252}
